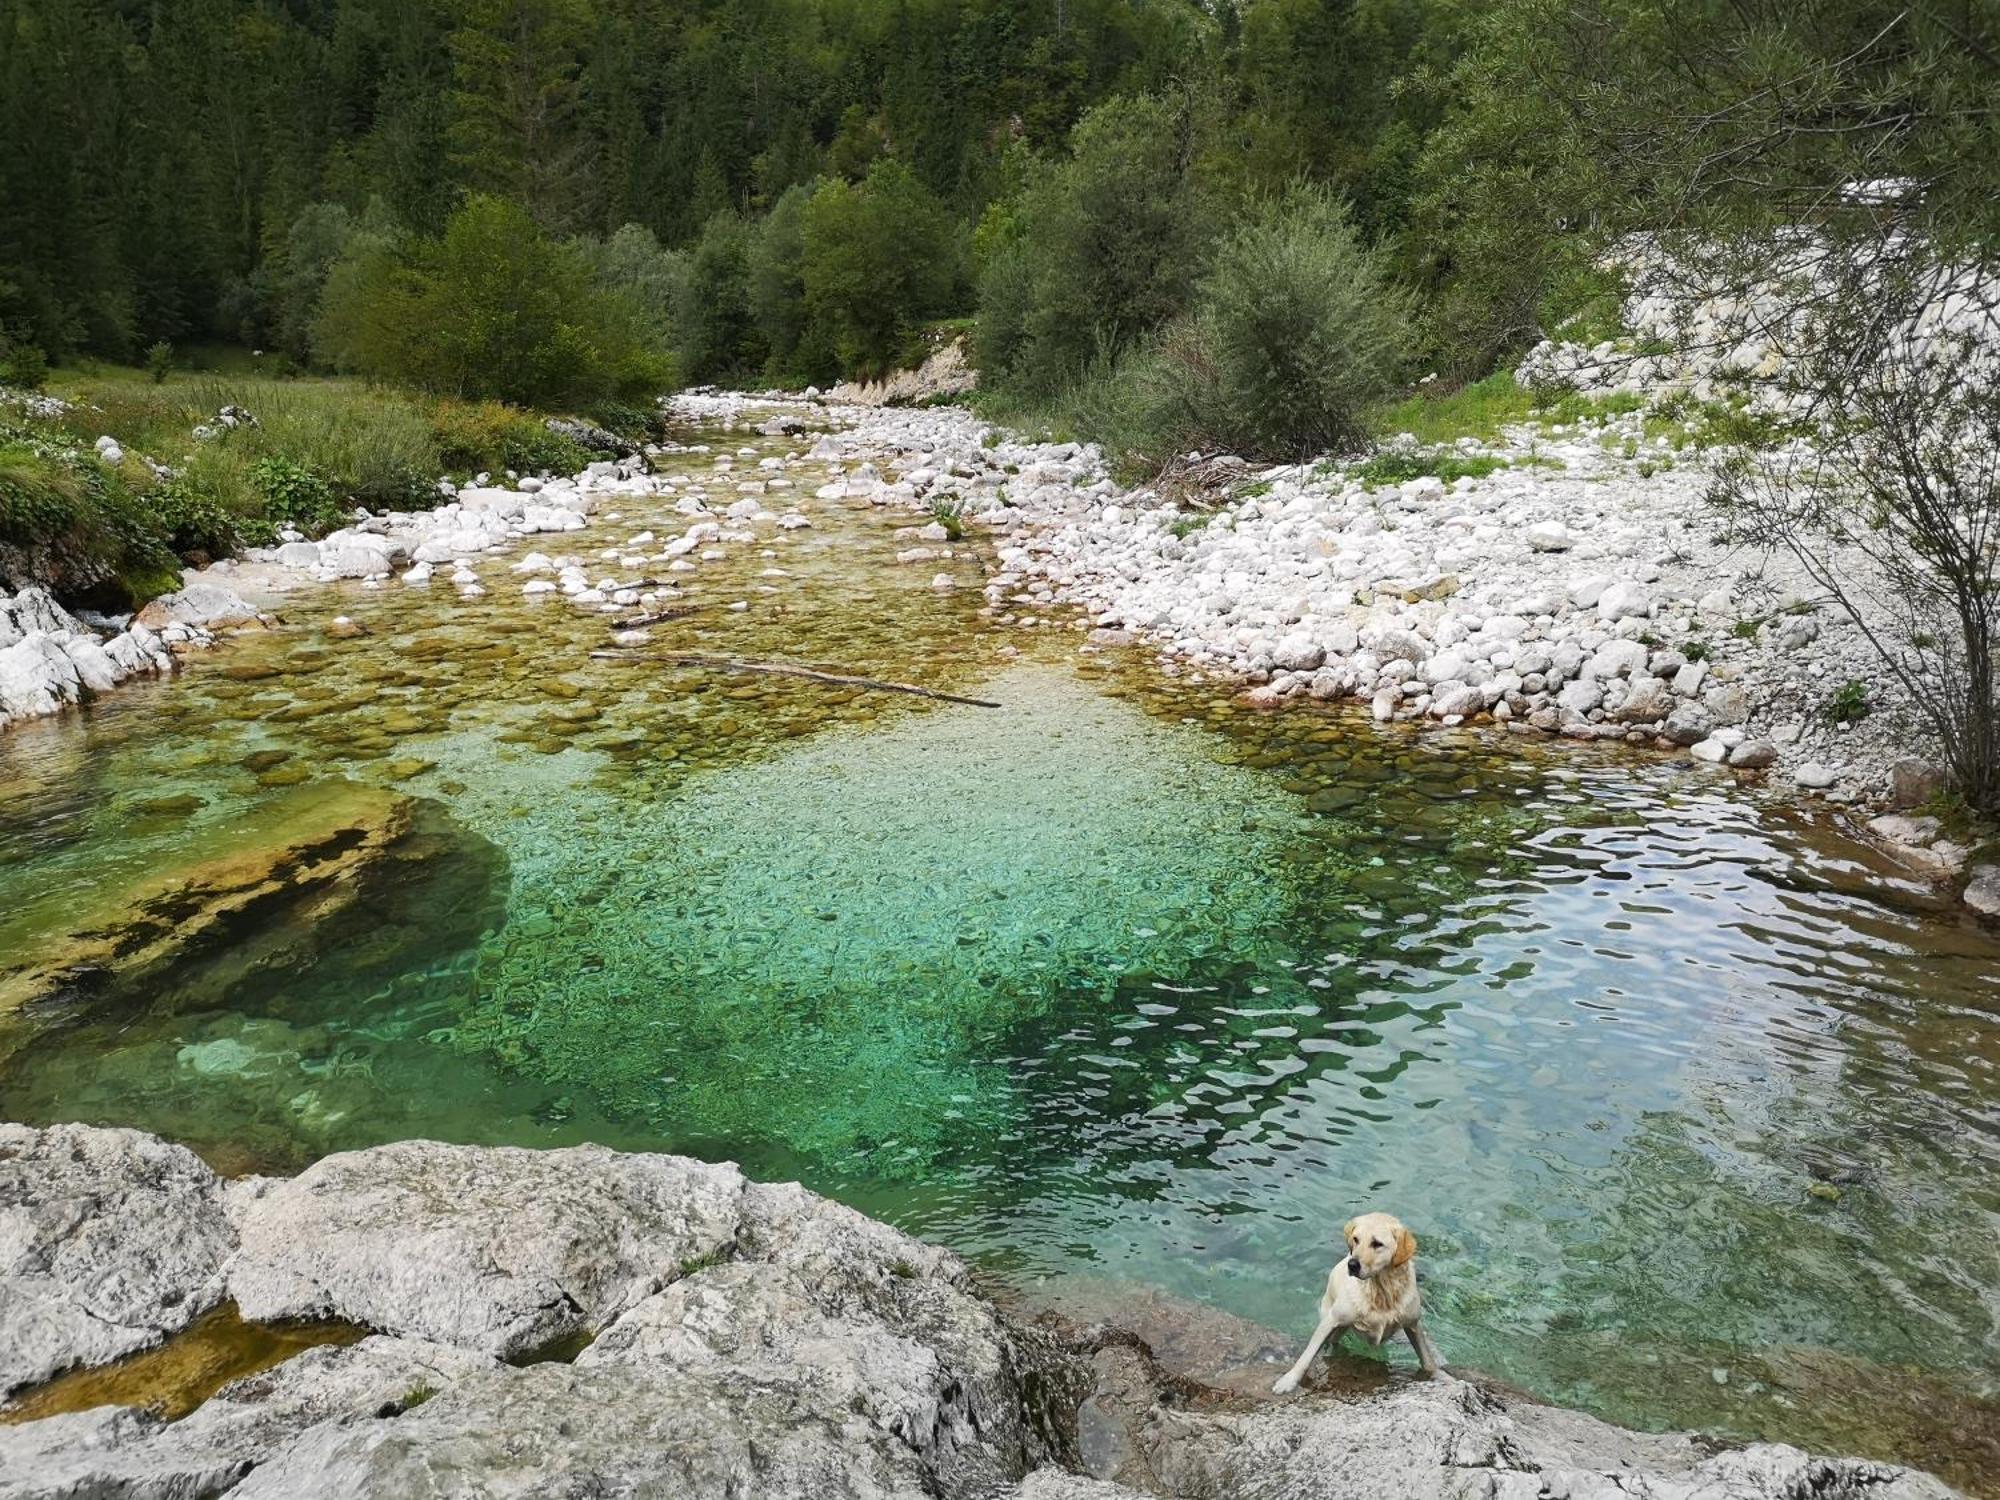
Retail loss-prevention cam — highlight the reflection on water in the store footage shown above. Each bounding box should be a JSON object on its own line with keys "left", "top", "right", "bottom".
{"left": 0, "top": 424, "right": 1995, "bottom": 1490}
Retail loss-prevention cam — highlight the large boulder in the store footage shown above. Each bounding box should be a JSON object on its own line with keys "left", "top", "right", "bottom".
{"left": 0, "top": 586, "right": 81, "bottom": 647}
{"left": 0, "top": 1124, "right": 234, "bottom": 1396}
{"left": 225, "top": 1140, "right": 747, "bottom": 1357}
{"left": 135, "top": 582, "right": 263, "bottom": 632}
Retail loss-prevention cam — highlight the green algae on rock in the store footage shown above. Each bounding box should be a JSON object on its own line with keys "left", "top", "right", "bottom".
{"left": 0, "top": 779, "right": 413, "bottom": 1018}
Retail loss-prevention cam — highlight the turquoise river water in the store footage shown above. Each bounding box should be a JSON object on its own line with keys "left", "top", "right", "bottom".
{"left": 0, "top": 420, "right": 1995, "bottom": 1489}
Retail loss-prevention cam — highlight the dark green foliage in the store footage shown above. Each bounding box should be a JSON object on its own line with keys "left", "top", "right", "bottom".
{"left": 800, "top": 162, "right": 959, "bottom": 380}
{"left": 315, "top": 196, "right": 670, "bottom": 407}
{"left": 977, "top": 94, "right": 1213, "bottom": 399}
{"left": 672, "top": 213, "right": 764, "bottom": 385}
{"left": 151, "top": 473, "right": 242, "bottom": 559}
{"left": 145, "top": 342, "right": 174, "bottom": 384}
{"left": 1155, "top": 188, "right": 1409, "bottom": 461}
{"left": 1050, "top": 188, "right": 1411, "bottom": 468}
{"left": 747, "top": 184, "right": 831, "bottom": 384}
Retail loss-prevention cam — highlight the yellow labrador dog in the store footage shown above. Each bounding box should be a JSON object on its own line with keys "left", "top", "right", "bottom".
{"left": 1271, "top": 1211, "right": 1443, "bottom": 1393}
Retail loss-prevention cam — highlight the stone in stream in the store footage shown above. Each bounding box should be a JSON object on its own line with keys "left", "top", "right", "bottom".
{"left": 0, "top": 778, "right": 415, "bottom": 1019}
{"left": 0, "top": 1125, "right": 1959, "bottom": 1500}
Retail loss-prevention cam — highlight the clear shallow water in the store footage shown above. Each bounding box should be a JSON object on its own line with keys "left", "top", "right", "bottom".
{"left": 1, "top": 425, "right": 1996, "bottom": 1487}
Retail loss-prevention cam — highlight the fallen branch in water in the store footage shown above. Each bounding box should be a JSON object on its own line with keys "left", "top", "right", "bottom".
{"left": 590, "top": 650, "right": 1002, "bottom": 708}
{"left": 616, "top": 605, "right": 703, "bottom": 628}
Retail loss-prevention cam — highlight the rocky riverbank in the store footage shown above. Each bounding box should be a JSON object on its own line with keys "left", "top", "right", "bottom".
{"left": 0, "top": 1123, "right": 1959, "bottom": 1499}
{"left": 668, "top": 390, "right": 1999, "bottom": 914}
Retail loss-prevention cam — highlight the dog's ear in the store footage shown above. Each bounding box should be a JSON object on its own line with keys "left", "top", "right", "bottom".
{"left": 1342, "top": 1217, "right": 1358, "bottom": 1244}
{"left": 1391, "top": 1227, "right": 1418, "bottom": 1268}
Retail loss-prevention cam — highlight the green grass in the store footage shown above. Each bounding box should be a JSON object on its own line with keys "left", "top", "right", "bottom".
{"left": 1347, "top": 447, "right": 1509, "bottom": 490}
{"left": 1367, "top": 371, "right": 1651, "bottom": 449}
{"left": 6, "top": 355, "right": 627, "bottom": 603}
{"left": 1368, "top": 372, "right": 1535, "bottom": 445}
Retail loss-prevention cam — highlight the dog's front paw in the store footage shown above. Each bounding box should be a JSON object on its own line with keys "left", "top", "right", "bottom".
{"left": 1271, "top": 1373, "right": 1300, "bottom": 1395}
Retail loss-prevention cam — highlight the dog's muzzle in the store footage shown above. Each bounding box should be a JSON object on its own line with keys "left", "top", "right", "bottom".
{"left": 1347, "top": 1257, "right": 1365, "bottom": 1279}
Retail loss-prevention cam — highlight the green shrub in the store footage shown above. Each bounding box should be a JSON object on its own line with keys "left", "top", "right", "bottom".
{"left": 145, "top": 341, "right": 174, "bottom": 383}
{"left": 1824, "top": 679, "right": 1871, "bottom": 725}
{"left": 249, "top": 456, "right": 347, "bottom": 536}
{"left": 1163, "top": 188, "right": 1410, "bottom": 461}
{"left": 0, "top": 338, "right": 49, "bottom": 390}
{"left": 314, "top": 195, "right": 672, "bottom": 408}
{"left": 427, "top": 400, "right": 589, "bottom": 477}
{"left": 1063, "top": 189, "right": 1411, "bottom": 469}
{"left": 150, "top": 472, "right": 240, "bottom": 557}
{"left": 928, "top": 494, "right": 969, "bottom": 540}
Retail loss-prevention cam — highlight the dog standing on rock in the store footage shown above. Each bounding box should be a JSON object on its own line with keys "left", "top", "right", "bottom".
{"left": 1272, "top": 1210, "right": 1444, "bottom": 1393}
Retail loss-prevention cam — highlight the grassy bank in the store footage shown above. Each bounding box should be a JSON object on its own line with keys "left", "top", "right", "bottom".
{"left": 1, "top": 359, "right": 655, "bottom": 608}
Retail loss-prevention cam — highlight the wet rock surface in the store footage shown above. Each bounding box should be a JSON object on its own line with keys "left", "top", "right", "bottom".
{"left": 0, "top": 1126, "right": 1959, "bottom": 1499}
{"left": 0, "top": 1125, "right": 234, "bottom": 1398}
{"left": 0, "top": 778, "right": 416, "bottom": 1017}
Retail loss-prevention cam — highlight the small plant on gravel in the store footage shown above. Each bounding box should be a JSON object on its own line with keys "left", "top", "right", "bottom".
{"left": 1731, "top": 617, "right": 1763, "bottom": 641}
{"left": 928, "top": 494, "right": 968, "bottom": 540}
{"left": 1167, "top": 511, "right": 1213, "bottom": 539}
{"left": 1351, "top": 447, "right": 1505, "bottom": 490}
{"left": 1823, "top": 679, "right": 1872, "bottom": 726}
{"left": 1683, "top": 639, "right": 1712, "bottom": 662}
{"left": 399, "top": 1384, "right": 437, "bottom": 1411}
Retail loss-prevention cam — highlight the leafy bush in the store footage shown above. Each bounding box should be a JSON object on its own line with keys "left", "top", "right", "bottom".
{"left": 314, "top": 195, "right": 671, "bottom": 408}
{"left": 928, "top": 495, "right": 968, "bottom": 540}
{"left": 426, "top": 400, "right": 588, "bottom": 478}
{"left": 1161, "top": 188, "right": 1410, "bottom": 461}
{"left": 977, "top": 95, "right": 1211, "bottom": 399}
{"left": 0, "top": 336, "right": 49, "bottom": 390}
{"left": 1061, "top": 189, "right": 1411, "bottom": 469}
{"left": 1823, "top": 679, "right": 1871, "bottom": 725}
{"left": 145, "top": 341, "right": 174, "bottom": 383}
{"left": 249, "top": 456, "right": 346, "bottom": 536}
{"left": 151, "top": 470, "right": 241, "bottom": 557}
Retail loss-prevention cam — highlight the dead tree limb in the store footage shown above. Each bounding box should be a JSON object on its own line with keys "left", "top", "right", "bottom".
{"left": 591, "top": 651, "right": 1002, "bottom": 708}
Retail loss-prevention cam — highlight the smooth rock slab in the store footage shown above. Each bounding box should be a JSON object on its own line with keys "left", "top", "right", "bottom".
{"left": 0, "top": 1124, "right": 233, "bottom": 1396}
{"left": 0, "top": 1336, "right": 494, "bottom": 1500}
{"left": 225, "top": 1140, "right": 746, "bottom": 1357}
{"left": 228, "top": 1359, "right": 943, "bottom": 1500}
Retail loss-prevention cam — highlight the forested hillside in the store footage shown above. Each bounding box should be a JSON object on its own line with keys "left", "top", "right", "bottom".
{"left": 0, "top": 0, "right": 1451, "bottom": 387}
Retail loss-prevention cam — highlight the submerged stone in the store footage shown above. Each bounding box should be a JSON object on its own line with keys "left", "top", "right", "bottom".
{"left": 0, "top": 779, "right": 409, "bottom": 1017}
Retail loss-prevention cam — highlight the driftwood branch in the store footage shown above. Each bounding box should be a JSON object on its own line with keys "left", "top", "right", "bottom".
{"left": 590, "top": 651, "right": 1002, "bottom": 708}
{"left": 616, "top": 605, "right": 703, "bottom": 628}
